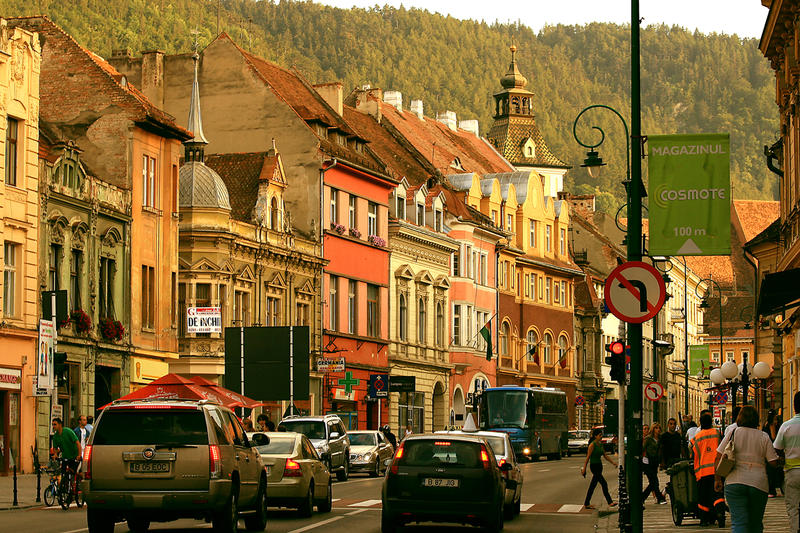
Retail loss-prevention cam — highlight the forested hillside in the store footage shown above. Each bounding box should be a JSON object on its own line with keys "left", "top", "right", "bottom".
{"left": 6, "top": 0, "right": 779, "bottom": 208}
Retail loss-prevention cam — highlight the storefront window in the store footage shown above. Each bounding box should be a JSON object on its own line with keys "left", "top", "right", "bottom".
{"left": 398, "top": 391, "right": 425, "bottom": 434}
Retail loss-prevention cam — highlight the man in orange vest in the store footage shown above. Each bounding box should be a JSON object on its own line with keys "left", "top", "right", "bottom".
{"left": 691, "top": 412, "right": 725, "bottom": 527}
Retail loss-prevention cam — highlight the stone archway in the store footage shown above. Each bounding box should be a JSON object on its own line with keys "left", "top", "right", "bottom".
{"left": 432, "top": 381, "right": 447, "bottom": 431}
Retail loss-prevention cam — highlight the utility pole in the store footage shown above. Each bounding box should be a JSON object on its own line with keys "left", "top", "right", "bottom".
{"left": 626, "top": 1, "right": 644, "bottom": 530}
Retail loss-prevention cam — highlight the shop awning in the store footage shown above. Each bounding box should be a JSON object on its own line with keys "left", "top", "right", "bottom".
{"left": 189, "top": 376, "right": 263, "bottom": 409}
{"left": 758, "top": 267, "right": 800, "bottom": 317}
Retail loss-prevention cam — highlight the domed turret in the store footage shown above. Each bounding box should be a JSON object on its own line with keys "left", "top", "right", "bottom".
{"left": 179, "top": 162, "right": 231, "bottom": 210}
{"left": 500, "top": 45, "right": 528, "bottom": 89}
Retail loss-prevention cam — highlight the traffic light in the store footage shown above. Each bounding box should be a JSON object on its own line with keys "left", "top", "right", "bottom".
{"left": 53, "top": 351, "right": 68, "bottom": 386}
{"left": 605, "top": 341, "right": 626, "bottom": 384}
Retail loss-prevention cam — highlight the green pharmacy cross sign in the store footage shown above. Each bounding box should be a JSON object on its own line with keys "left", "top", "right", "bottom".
{"left": 648, "top": 133, "right": 731, "bottom": 256}
{"left": 338, "top": 371, "right": 360, "bottom": 394}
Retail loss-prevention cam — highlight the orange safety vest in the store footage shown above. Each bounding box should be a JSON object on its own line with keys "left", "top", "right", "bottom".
{"left": 692, "top": 428, "right": 720, "bottom": 480}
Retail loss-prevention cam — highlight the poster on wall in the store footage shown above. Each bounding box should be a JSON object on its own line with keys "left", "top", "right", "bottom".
{"left": 38, "top": 319, "right": 55, "bottom": 390}
{"left": 689, "top": 344, "right": 710, "bottom": 376}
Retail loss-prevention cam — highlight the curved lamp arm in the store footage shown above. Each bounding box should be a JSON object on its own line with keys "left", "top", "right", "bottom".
{"left": 572, "top": 104, "right": 631, "bottom": 182}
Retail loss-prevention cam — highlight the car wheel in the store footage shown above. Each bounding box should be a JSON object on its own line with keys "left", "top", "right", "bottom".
{"left": 487, "top": 502, "right": 504, "bottom": 532}
{"left": 317, "top": 478, "right": 332, "bottom": 513}
{"left": 370, "top": 460, "right": 381, "bottom": 478}
{"left": 381, "top": 511, "right": 397, "bottom": 533}
{"left": 336, "top": 459, "right": 349, "bottom": 481}
{"left": 213, "top": 488, "right": 239, "bottom": 533}
{"left": 514, "top": 497, "right": 521, "bottom": 516}
{"left": 298, "top": 482, "right": 314, "bottom": 518}
{"left": 86, "top": 507, "right": 115, "bottom": 533}
{"left": 567, "top": 451, "right": 572, "bottom": 457}
{"left": 126, "top": 517, "right": 150, "bottom": 533}
{"left": 503, "top": 502, "right": 515, "bottom": 521}
{"left": 243, "top": 479, "right": 268, "bottom": 531}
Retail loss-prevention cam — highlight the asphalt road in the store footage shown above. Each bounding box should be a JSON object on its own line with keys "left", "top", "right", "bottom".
{"left": 0, "top": 455, "right": 611, "bottom": 533}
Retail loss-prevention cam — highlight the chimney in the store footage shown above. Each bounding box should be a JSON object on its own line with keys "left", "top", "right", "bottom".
{"left": 354, "top": 86, "right": 383, "bottom": 121}
{"left": 436, "top": 110, "right": 457, "bottom": 131}
{"left": 459, "top": 119, "right": 479, "bottom": 136}
{"left": 383, "top": 90, "right": 403, "bottom": 112}
{"left": 410, "top": 99, "right": 424, "bottom": 119}
{"left": 141, "top": 50, "right": 165, "bottom": 109}
{"left": 313, "top": 82, "right": 344, "bottom": 116}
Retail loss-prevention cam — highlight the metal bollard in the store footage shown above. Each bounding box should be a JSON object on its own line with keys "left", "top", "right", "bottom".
{"left": 618, "top": 463, "right": 631, "bottom": 533}
{"left": 34, "top": 446, "right": 41, "bottom": 503}
{"left": 12, "top": 464, "right": 18, "bottom": 506}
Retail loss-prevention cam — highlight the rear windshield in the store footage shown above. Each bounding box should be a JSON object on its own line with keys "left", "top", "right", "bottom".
{"left": 569, "top": 431, "right": 590, "bottom": 439}
{"left": 349, "top": 433, "right": 377, "bottom": 446}
{"left": 401, "top": 440, "right": 483, "bottom": 468}
{"left": 255, "top": 438, "right": 296, "bottom": 455}
{"left": 93, "top": 410, "right": 208, "bottom": 446}
{"left": 482, "top": 436, "right": 506, "bottom": 456}
{"left": 280, "top": 420, "right": 326, "bottom": 440}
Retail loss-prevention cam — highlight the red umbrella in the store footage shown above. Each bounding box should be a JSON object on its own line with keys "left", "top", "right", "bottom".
{"left": 101, "top": 373, "right": 227, "bottom": 409}
{"left": 189, "top": 376, "right": 263, "bottom": 409}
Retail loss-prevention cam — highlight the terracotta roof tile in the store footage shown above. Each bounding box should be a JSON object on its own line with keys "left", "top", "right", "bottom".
{"left": 733, "top": 200, "right": 780, "bottom": 242}
{"left": 204, "top": 152, "right": 274, "bottom": 223}
{"left": 487, "top": 115, "right": 569, "bottom": 168}
{"left": 8, "top": 16, "right": 190, "bottom": 140}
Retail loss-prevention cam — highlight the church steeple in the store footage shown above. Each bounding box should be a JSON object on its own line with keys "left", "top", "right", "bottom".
{"left": 493, "top": 45, "right": 534, "bottom": 119}
{"left": 500, "top": 45, "right": 528, "bottom": 90}
{"left": 185, "top": 34, "right": 208, "bottom": 163}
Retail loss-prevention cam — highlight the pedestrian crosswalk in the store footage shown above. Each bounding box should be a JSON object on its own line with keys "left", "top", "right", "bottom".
{"left": 331, "top": 499, "right": 592, "bottom": 514}
{"left": 641, "top": 496, "right": 791, "bottom": 532}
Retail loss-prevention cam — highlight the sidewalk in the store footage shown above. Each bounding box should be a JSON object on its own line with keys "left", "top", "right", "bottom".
{"left": 595, "top": 470, "right": 792, "bottom": 532}
{"left": 0, "top": 473, "right": 47, "bottom": 510}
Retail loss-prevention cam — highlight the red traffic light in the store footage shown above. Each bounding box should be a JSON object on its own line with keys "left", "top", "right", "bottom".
{"left": 608, "top": 341, "right": 625, "bottom": 355}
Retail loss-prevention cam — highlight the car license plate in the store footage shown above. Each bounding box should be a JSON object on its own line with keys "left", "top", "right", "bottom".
{"left": 130, "top": 462, "right": 170, "bottom": 473}
{"left": 422, "top": 478, "right": 459, "bottom": 488}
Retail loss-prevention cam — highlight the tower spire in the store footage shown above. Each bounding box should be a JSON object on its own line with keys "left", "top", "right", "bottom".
{"left": 185, "top": 30, "right": 208, "bottom": 162}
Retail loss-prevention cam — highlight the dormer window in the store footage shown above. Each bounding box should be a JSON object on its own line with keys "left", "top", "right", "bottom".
{"left": 336, "top": 132, "right": 347, "bottom": 146}
{"left": 395, "top": 192, "right": 406, "bottom": 219}
{"left": 317, "top": 124, "right": 328, "bottom": 138}
{"left": 523, "top": 137, "right": 536, "bottom": 159}
{"left": 416, "top": 203, "right": 425, "bottom": 226}
{"left": 450, "top": 157, "right": 463, "bottom": 170}
{"left": 434, "top": 209, "right": 443, "bottom": 231}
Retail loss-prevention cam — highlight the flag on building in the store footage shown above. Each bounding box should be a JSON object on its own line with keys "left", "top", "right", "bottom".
{"left": 479, "top": 321, "right": 493, "bottom": 361}
{"left": 527, "top": 345, "right": 539, "bottom": 365}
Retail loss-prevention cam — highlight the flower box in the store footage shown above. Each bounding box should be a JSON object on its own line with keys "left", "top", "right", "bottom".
{"left": 70, "top": 309, "right": 92, "bottom": 335}
{"left": 348, "top": 227, "right": 361, "bottom": 238}
{"left": 99, "top": 317, "right": 125, "bottom": 341}
{"left": 368, "top": 234, "right": 386, "bottom": 247}
{"left": 330, "top": 222, "right": 345, "bottom": 234}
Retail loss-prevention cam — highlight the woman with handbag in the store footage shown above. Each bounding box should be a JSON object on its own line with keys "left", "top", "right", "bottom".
{"left": 641, "top": 423, "right": 667, "bottom": 504}
{"left": 715, "top": 405, "right": 780, "bottom": 533}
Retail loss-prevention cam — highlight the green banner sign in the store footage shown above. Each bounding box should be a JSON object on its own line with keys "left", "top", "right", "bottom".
{"left": 688, "top": 344, "right": 710, "bottom": 376}
{"left": 647, "top": 133, "right": 731, "bottom": 256}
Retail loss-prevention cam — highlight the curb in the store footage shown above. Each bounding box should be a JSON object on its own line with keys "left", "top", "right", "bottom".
{"left": 0, "top": 503, "right": 41, "bottom": 511}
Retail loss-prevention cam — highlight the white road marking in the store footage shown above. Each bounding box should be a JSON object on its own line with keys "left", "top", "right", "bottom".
{"left": 59, "top": 529, "right": 88, "bottom": 533}
{"left": 345, "top": 509, "right": 369, "bottom": 516}
{"left": 520, "top": 504, "right": 534, "bottom": 512}
{"left": 287, "top": 515, "right": 345, "bottom": 533}
{"left": 348, "top": 499, "right": 381, "bottom": 507}
{"left": 332, "top": 498, "right": 342, "bottom": 502}
{"left": 538, "top": 469, "right": 551, "bottom": 472}
{"left": 557, "top": 504, "right": 585, "bottom": 513}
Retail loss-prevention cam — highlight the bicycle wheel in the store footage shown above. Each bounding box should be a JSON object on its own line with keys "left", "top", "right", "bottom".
{"left": 44, "top": 485, "right": 56, "bottom": 507}
{"left": 75, "top": 483, "right": 84, "bottom": 508}
{"left": 58, "top": 475, "right": 72, "bottom": 510}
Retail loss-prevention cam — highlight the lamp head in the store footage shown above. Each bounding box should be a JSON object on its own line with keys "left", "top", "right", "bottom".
{"left": 699, "top": 298, "right": 710, "bottom": 310}
{"left": 721, "top": 360, "right": 738, "bottom": 380}
{"left": 710, "top": 368, "right": 725, "bottom": 385}
{"left": 752, "top": 361, "right": 771, "bottom": 380}
{"left": 581, "top": 149, "right": 606, "bottom": 178}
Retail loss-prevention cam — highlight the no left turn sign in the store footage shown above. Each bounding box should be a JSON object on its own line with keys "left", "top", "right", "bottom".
{"left": 604, "top": 261, "right": 667, "bottom": 324}
{"left": 645, "top": 381, "right": 665, "bottom": 402}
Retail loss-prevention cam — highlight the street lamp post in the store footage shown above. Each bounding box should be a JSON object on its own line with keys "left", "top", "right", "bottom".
{"left": 697, "top": 277, "right": 724, "bottom": 410}
{"left": 572, "top": 4, "right": 644, "bottom": 531}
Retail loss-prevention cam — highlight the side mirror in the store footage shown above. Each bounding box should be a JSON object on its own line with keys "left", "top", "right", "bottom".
{"left": 499, "top": 462, "right": 513, "bottom": 472}
{"left": 250, "top": 433, "right": 270, "bottom": 447}
{"left": 384, "top": 458, "right": 393, "bottom": 467}
{"left": 330, "top": 432, "right": 340, "bottom": 439}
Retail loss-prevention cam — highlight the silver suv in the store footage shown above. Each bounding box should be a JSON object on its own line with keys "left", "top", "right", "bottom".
{"left": 82, "top": 399, "right": 268, "bottom": 533}
{"left": 279, "top": 415, "right": 351, "bottom": 481}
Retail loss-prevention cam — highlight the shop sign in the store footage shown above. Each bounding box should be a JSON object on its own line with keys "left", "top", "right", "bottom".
{"left": 186, "top": 307, "right": 222, "bottom": 334}
{"left": 317, "top": 357, "right": 346, "bottom": 373}
{"left": 0, "top": 367, "right": 21, "bottom": 391}
{"left": 333, "top": 388, "right": 357, "bottom": 401}
{"left": 38, "top": 319, "right": 55, "bottom": 390}
{"left": 130, "top": 357, "right": 170, "bottom": 384}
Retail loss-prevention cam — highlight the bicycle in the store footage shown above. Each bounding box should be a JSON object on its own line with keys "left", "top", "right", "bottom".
{"left": 57, "top": 458, "right": 84, "bottom": 510}
{"left": 42, "top": 464, "right": 60, "bottom": 507}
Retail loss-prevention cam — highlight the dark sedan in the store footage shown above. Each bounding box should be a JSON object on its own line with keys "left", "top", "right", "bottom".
{"left": 381, "top": 434, "right": 508, "bottom": 533}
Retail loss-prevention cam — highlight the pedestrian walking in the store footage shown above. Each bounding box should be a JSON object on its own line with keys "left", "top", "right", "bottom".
{"left": 242, "top": 417, "right": 254, "bottom": 432}
{"left": 257, "top": 414, "right": 275, "bottom": 432}
{"left": 691, "top": 413, "right": 725, "bottom": 526}
{"left": 582, "top": 427, "right": 618, "bottom": 510}
{"left": 762, "top": 410, "right": 783, "bottom": 497}
{"left": 714, "top": 405, "right": 780, "bottom": 533}
{"left": 403, "top": 424, "right": 413, "bottom": 440}
{"left": 642, "top": 423, "right": 667, "bottom": 504}
{"left": 73, "top": 415, "right": 93, "bottom": 452}
{"left": 659, "top": 417, "right": 685, "bottom": 468}
{"left": 773, "top": 391, "right": 800, "bottom": 533}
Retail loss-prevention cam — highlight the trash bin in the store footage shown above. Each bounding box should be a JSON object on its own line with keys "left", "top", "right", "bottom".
{"left": 666, "top": 460, "right": 698, "bottom": 526}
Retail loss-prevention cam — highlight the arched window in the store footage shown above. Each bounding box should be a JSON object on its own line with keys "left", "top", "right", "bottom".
{"left": 526, "top": 330, "right": 538, "bottom": 361}
{"left": 500, "top": 322, "right": 510, "bottom": 356}
{"left": 398, "top": 293, "right": 407, "bottom": 341}
{"left": 270, "top": 197, "right": 280, "bottom": 230}
{"left": 417, "top": 298, "right": 427, "bottom": 344}
{"left": 543, "top": 332, "right": 553, "bottom": 363}
{"left": 522, "top": 97, "right": 530, "bottom": 115}
{"left": 435, "top": 302, "right": 444, "bottom": 347}
{"left": 558, "top": 335, "right": 568, "bottom": 364}
{"left": 511, "top": 96, "right": 521, "bottom": 114}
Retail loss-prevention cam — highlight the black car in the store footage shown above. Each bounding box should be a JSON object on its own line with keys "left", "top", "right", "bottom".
{"left": 381, "top": 434, "right": 508, "bottom": 533}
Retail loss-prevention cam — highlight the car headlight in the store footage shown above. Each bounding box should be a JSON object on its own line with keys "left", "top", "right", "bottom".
{"left": 523, "top": 448, "right": 531, "bottom": 455}
{"left": 317, "top": 443, "right": 329, "bottom": 454}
